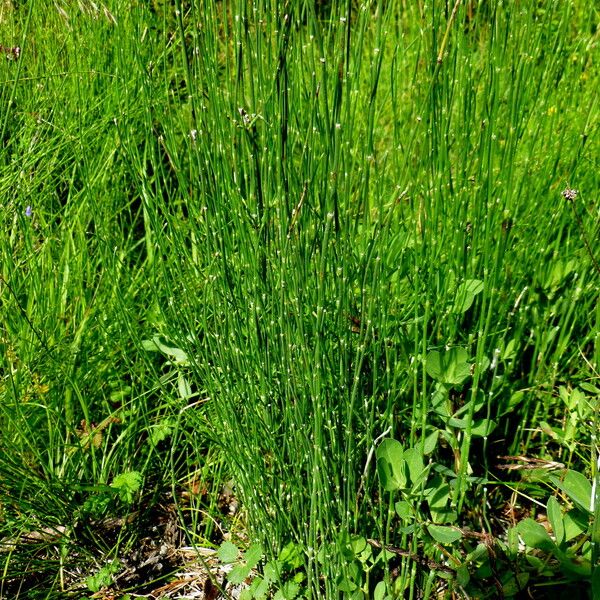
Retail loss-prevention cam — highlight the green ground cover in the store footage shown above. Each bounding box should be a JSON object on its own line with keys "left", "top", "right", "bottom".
{"left": 0, "top": 0, "right": 599, "bottom": 598}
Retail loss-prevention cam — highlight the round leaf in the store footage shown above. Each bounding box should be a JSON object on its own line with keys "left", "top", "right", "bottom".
{"left": 217, "top": 541, "right": 239, "bottom": 564}
{"left": 452, "top": 279, "right": 484, "bottom": 314}
{"left": 426, "top": 348, "right": 471, "bottom": 385}
{"left": 427, "top": 524, "right": 463, "bottom": 544}
{"left": 376, "top": 438, "right": 407, "bottom": 491}
{"left": 516, "top": 518, "right": 555, "bottom": 552}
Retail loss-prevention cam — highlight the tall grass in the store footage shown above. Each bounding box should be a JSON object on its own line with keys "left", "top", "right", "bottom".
{"left": 149, "top": 0, "right": 598, "bottom": 594}
{"left": 0, "top": 0, "right": 598, "bottom": 597}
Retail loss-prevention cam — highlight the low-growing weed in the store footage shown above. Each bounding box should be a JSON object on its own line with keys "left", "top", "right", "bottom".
{"left": 217, "top": 540, "right": 306, "bottom": 600}
{"left": 376, "top": 435, "right": 597, "bottom": 597}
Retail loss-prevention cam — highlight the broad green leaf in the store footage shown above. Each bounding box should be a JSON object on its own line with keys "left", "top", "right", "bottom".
{"left": 350, "top": 535, "right": 371, "bottom": 564}
{"left": 431, "top": 384, "right": 451, "bottom": 416}
{"left": 426, "top": 348, "right": 471, "bottom": 385}
{"left": 273, "top": 581, "right": 301, "bottom": 600}
{"left": 456, "top": 564, "right": 470, "bottom": 587}
{"left": 524, "top": 555, "right": 545, "bottom": 570}
{"left": 278, "top": 542, "right": 303, "bottom": 569}
{"left": 143, "top": 336, "right": 189, "bottom": 365}
{"left": 395, "top": 500, "right": 413, "bottom": 520}
{"left": 217, "top": 540, "right": 239, "bottom": 564}
{"left": 403, "top": 447, "right": 425, "bottom": 487}
{"left": 516, "top": 518, "right": 555, "bottom": 552}
{"left": 426, "top": 479, "right": 450, "bottom": 512}
{"left": 338, "top": 533, "right": 355, "bottom": 561}
{"left": 336, "top": 575, "right": 357, "bottom": 593}
{"left": 447, "top": 417, "right": 467, "bottom": 429}
{"left": 109, "top": 386, "right": 131, "bottom": 402}
{"left": 558, "top": 386, "right": 574, "bottom": 410}
{"left": 141, "top": 339, "right": 160, "bottom": 351}
{"left": 292, "top": 572, "right": 305, "bottom": 584}
{"left": 244, "top": 543, "right": 263, "bottom": 569}
{"left": 500, "top": 390, "right": 524, "bottom": 416}
{"left": 240, "top": 583, "right": 258, "bottom": 600}
{"left": 251, "top": 577, "right": 270, "bottom": 600}
{"left": 263, "top": 561, "right": 278, "bottom": 582}
{"left": 376, "top": 438, "right": 407, "bottom": 491}
{"left": 476, "top": 355, "right": 491, "bottom": 373}
{"left": 177, "top": 373, "right": 192, "bottom": 399}
{"left": 507, "top": 526, "right": 519, "bottom": 558}
{"left": 563, "top": 509, "right": 588, "bottom": 541}
{"left": 546, "top": 496, "right": 564, "bottom": 546}
{"left": 430, "top": 508, "right": 458, "bottom": 525}
{"left": 466, "top": 543, "right": 489, "bottom": 563}
{"left": 375, "top": 548, "right": 396, "bottom": 563}
{"left": 228, "top": 563, "right": 252, "bottom": 585}
{"left": 559, "top": 555, "right": 592, "bottom": 578}
{"left": 580, "top": 382, "right": 600, "bottom": 394}
{"left": 550, "top": 470, "right": 592, "bottom": 514}
{"left": 374, "top": 581, "right": 387, "bottom": 600}
{"left": 356, "top": 544, "right": 372, "bottom": 564}
{"left": 452, "top": 279, "right": 484, "bottom": 313}
{"left": 540, "top": 421, "right": 561, "bottom": 441}
{"left": 502, "top": 338, "right": 516, "bottom": 361}
{"left": 423, "top": 430, "right": 439, "bottom": 455}
{"left": 447, "top": 416, "right": 495, "bottom": 434}
{"left": 543, "top": 259, "right": 574, "bottom": 291}
{"left": 452, "top": 389, "right": 485, "bottom": 418}
{"left": 470, "top": 418, "right": 497, "bottom": 437}
{"left": 427, "top": 524, "right": 462, "bottom": 544}
{"left": 575, "top": 389, "right": 593, "bottom": 419}
{"left": 149, "top": 418, "right": 175, "bottom": 446}
{"left": 111, "top": 471, "right": 142, "bottom": 503}
{"left": 349, "top": 535, "right": 367, "bottom": 554}
{"left": 86, "top": 560, "right": 121, "bottom": 593}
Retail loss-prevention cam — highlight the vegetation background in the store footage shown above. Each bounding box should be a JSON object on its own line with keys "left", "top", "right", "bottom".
{"left": 0, "top": 0, "right": 598, "bottom": 598}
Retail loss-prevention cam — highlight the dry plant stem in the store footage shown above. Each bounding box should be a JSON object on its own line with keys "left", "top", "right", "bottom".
{"left": 366, "top": 538, "right": 454, "bottom": 575}
{"left": 436, "top": 0, "right": 463, "bottom": 64}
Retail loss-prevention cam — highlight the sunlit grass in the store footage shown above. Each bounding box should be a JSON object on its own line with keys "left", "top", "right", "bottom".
{"left": 0, "top": 0, "right": 598, "bottom": 598}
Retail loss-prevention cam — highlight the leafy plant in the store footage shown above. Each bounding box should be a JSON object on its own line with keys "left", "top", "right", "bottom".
{"left": 86, "top": 559, "right": 121, "bottom": 594}
{"left": 375, "top": 437, "right": 597, "bottom": 597}
{"left": 217, "top": 541, "right": 305, "bottom": 600}
{"left": 111, "top": 471, "right": 143, "bottom": 504}
{"left": 0, "top": 0, "right": 598, "bottom": 597}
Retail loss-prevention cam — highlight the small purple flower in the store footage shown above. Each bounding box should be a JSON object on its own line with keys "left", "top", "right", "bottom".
{"left": 561, "top": 188, "right": 578, "bottom": 202}
{"left": 25, "top": 205, "right": 32, "bottom": 217}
